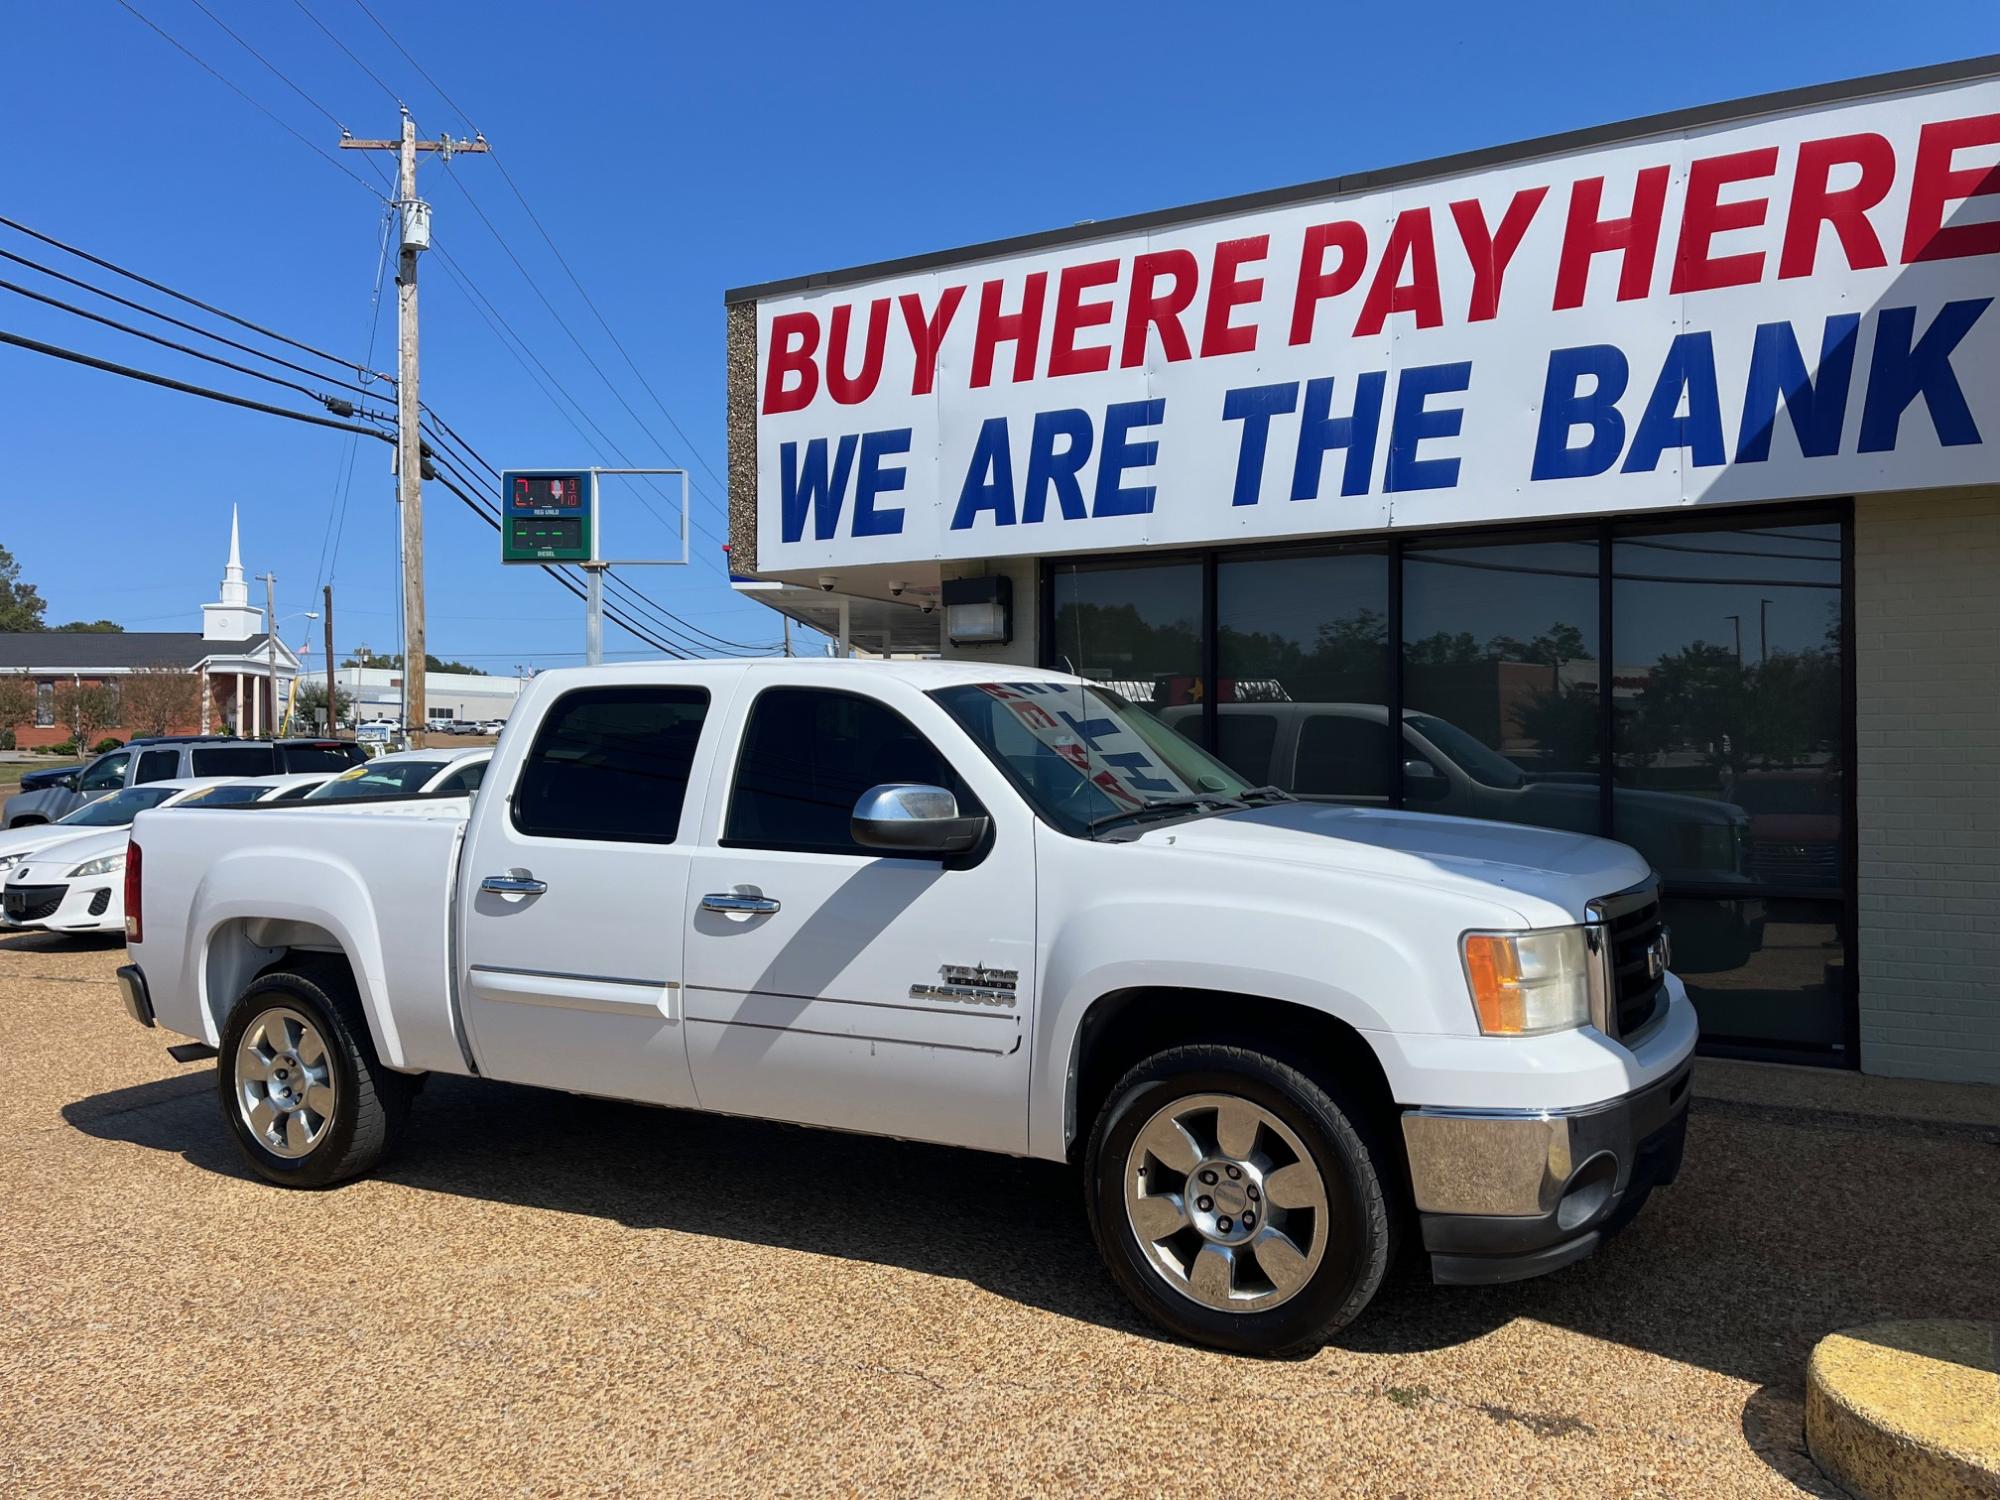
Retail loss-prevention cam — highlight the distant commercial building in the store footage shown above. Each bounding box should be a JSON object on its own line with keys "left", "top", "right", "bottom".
{"left": 337, "top": 666, "right": 525, "bottom": 726}
{"left": 724, "top": 59, "right": 2000, "bottom": 1083}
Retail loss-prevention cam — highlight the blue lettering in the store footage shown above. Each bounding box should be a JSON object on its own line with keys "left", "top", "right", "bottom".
{"left": 1292, "top": 372, "right": 1385, "bottom": 500}
{"left": 1385, "top": 361, "right": 1471, "bottom": 493}
{"left": 1532, "top": 345, "right": 1628, "bottom": 480}
{"left": 1024, "top": 408, "right": 1095, "bottom": 523}
{"left": 852, "top": 428, "right": 910, "bottom": 537}
{"left": 1100, "top": 751, "right": 1176, "bottom": 793}
{"left": 1858, "top": 299, "right": 1989, "bottom": 454}
{"left": 949, "top": 417, "right": 1016, "bottom": 530}
{"left": 1622, "top": 332, "right": 1724, "bottom": 474}
{"left": 1093, "top": 399, "right": 1165, "bottom": 517}
{"left": 1221, "top": 382, "right": 1299, "bottom": 507}
{"left": 779, "top": 435, "right": 856, "bottom": 543}
{"left": 1735, "top": 315, "right": 1859, "bottom": 464}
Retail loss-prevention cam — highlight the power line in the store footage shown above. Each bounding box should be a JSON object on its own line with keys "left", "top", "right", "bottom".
{"left": 108, "top": 0, "right": 388, "bottom": 202}
{"left": 347, "top": 0, "right": 476, "bottom": 129}
{"left": 0, "top": 274, "right": 346, "bottom": 409}
{"left": 0, "top": 327, "right": 395, "bottom": 438}
{"left": 0, "top": 214, "right": 395, "bottom": 384}
{"left": 0, "top": 243, "right": 385, "bottom": 401}
{"left": 184, "top": 0, "right": 349, "bottom": 134}
{"left": 290, "top": 0, "right": 406, "bottom": 114}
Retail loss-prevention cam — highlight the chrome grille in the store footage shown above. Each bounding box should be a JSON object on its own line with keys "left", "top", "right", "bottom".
{"left": 1588, "top": 880, "right": 1667, "bottom": 1041}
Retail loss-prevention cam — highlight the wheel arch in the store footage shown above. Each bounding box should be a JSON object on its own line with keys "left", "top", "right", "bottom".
{"left": 1063, "top": 987, "right": 1400, "bottom": 1165}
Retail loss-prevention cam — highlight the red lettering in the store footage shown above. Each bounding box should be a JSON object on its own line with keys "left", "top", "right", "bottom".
{"left": 1902, "top": 112, "right": 2000, "bottom": 263}
{"left": 1200, "top": 235, "right": 1268, "bottom": 357}
{"left": 1288, "top": 221, "right": 1368, "bottom": 345}
{"left": 1354, "top": 208, "right": 1442, "bottom": 336}
{"left": 1047, "top": 258, "right": 1120, "bottom": 377}
{"left": 970, "top": 272, "right": 1049, "bottom": 389}
{"left": 1449, "top": 187, "right": 1547, "bottom": 322}
{"left": 1778, "top": 133, "right": 1893, "bottom": 279}
{"left": 824, "top": 298, "right": 891, "bottom": 405}
{"left": 1671, "top": 147, "right": 1778, "bottom": 293}
{"left": 761, "top": 311, "right": 819, "bottom": 415}
{"left": 897, "top": 286, "right": 966, "bottom": 396}
{"left": 1120, "top": 249, "right": 1199, "bottom": 367}
{"left": 1553, "top": 166, "right": 1670, "bottom": 309}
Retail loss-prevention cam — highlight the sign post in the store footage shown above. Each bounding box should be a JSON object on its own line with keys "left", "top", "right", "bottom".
{"left": 500, "top": 468, "right": 690, "bottom": 664}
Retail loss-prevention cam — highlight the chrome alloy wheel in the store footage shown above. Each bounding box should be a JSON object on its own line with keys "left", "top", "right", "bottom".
{"left": 234, "top": 1006, "right": 337, "bottom": 1159}
{"left": 1122, "top": 1092, "right": 1329, "bottom": 1313}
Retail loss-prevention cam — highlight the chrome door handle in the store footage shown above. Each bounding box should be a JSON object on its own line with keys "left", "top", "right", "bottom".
{"left": 481, "top": 873, "right": 548, "bottom": 896}
{"left": 702, "top": 892, "right": 780, "bottom": 915}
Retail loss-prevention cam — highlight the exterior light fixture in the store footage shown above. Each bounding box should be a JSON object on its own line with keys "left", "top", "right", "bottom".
{"left": 942, "top": 575, "right": 1011, "bottom": 646}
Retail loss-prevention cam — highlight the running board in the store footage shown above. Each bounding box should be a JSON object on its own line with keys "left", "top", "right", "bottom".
{"left": 166, "top": 1042, "right": 218, "bottom": 1063}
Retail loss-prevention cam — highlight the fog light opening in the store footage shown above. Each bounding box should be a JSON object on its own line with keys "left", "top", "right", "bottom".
{"left": 1556, "top": 1151, "right": 1619, "bottom": 1233}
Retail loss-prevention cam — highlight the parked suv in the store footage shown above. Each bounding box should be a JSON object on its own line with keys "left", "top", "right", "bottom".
{"left": 3, "top": 737, "right": 368, "bottom": 826}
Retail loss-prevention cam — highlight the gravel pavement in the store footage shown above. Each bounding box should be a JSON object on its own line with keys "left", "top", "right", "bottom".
{"left": 4, "top": 931, "right": 1996, "bottom": 1498}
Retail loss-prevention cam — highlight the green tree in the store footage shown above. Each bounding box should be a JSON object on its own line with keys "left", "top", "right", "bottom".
{"left": 53, "top": 681, "right": 117, "bottom": 747}
{"left": 341, "top": 646, "right": 488, "bottom": 676}
{"left": 291, "top": 679, "right": 355, "bottom": 730}
{"left": 0, "top": 545, "right": 47, "bottom": 632}
{"left": 52, "top": 619, "right": 124, "bottom": 633}
{"left": 0, "top": 673, "right": 36, "bottom": 731}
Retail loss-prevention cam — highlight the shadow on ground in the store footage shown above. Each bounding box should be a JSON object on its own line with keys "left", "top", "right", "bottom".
{"left": 64, "top": 1061, "right": 1999, "bottom": 1485}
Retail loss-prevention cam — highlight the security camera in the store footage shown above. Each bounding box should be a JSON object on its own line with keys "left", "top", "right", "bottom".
{"left": 887, "top": 580, "right": 906, "bottom": 597}
{"left": 817, "top": 576, "right": 838, "bottom": 592}
{"left": 921, "top": 603, "right": 934, "bottom": 615}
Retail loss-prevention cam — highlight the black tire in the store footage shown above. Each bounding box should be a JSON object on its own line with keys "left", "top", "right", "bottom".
{"left": 216, "top": 962, "right": 415, "bottom": 1188}
{"left": 1084, "top": 1043, "right": 1396, "bottom": 1356}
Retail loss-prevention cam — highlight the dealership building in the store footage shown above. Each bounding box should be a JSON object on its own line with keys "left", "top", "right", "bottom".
{"left": 724, "top": 58, "right": 2000, "bottom": 1084}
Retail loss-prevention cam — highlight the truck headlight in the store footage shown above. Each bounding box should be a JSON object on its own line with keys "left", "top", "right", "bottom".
{"left": 1461, "top": 928, "right": 1593, "bottom": 1036}
{"left": 68, "top": 852, "right": 125, "bottom": 879}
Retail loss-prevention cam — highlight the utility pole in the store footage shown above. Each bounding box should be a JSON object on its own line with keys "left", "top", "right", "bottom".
{"left": 782, "top": 615, "right": 792, "bottom": 658}
{"left": 341, "top": 112, "right": 487, "bottom": 748}
{"left": 323, "top": 585, "right": 337, "bottom": 732}
{"left": 259, "top": 571, "right": 277, "bottom": 740}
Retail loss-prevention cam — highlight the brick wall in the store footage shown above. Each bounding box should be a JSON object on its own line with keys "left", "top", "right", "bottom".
{"left": 1854, "top": 486, "right": 2000, "bottom": 1084}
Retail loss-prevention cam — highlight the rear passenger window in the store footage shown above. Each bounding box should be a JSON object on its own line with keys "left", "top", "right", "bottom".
{"left": 511, "top": 687, "right": 708, "bottom": 843}
{"left": 723, "top": 686, "right": 981, "bottom": 855}
{"left": 191, "top": 746, "right": 278, "bottom": 776}
{"left": 1295, "top": 715, "right": 1393, "bottom": 799}
{"left": 134, "top": 749, "right": 180, "bottom": 784}
{"left": 434, "top": 761, "right": 486, "bottom": 795}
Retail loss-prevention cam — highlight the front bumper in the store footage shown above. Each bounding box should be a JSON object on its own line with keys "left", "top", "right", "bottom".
{"left": 1, "top": 876, "right": 118, "bottom": 932}
{"left": 1401, "top": 1054, "right": 1693, "bottom": 1286}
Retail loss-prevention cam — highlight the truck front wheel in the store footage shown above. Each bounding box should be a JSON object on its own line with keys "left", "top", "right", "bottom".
{"left": 1084, "top": 1043, "right": 1395, "bottom": 1356}
{"left": 217, "top": 966, "right": 413, "bottom": 1189}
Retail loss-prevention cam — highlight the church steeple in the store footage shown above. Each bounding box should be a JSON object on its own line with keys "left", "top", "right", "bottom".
{"left": 202, "top": 505, "right": 264, "bottom": 641}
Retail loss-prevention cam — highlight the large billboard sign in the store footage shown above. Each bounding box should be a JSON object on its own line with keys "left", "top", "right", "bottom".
{"left": 751, "top": 76, "right": 2000, "bottom": 572}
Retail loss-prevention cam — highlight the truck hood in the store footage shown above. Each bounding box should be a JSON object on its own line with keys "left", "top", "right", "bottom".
{"left": 1136, "top": 803, "right": 1651, "bottom": 923}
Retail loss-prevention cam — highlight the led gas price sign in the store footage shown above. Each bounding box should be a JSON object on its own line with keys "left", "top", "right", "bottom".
{"left": 500, "top": 470, "right": 594, "bottom": 563}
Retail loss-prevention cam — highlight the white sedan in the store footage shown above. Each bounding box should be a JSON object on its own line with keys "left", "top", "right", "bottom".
{"left": 301, "top": 748, "right": 489, "bottom": 801}
{"left": 0, "top": 778, "right": 249, "bottom": 934}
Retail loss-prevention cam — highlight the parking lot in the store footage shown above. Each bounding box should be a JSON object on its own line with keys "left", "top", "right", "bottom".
{"left": 3, "top": 933, "right": 1995, "bottom": 1498}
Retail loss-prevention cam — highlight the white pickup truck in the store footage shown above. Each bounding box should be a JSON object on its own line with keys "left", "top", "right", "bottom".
{"left": 117, "top": 659, "right": 1694, "bottom": 1355}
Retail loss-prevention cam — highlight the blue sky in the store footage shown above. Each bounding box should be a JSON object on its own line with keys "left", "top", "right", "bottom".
{"left": 4, "top": 2, "right": 1993, "bottom": 671}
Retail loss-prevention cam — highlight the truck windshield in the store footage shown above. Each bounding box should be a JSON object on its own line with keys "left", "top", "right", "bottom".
{"left": 1404, "top": 713, "right": 1527, "bottom": 790}
{"left": 931, "top": 681, "right": 1254, "bottom": 838}
{"left": 304, "top": 761, "right": 447, "bottom": 799}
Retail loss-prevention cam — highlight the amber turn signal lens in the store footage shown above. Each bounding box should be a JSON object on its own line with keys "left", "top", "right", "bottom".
{"left": 1460, "top": 928, "right": 1594, "bottom": 1036}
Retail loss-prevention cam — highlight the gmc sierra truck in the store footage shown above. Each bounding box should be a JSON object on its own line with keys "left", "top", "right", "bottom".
{"left": 116, "top": 660, "right": 1693, "bottom": 1355}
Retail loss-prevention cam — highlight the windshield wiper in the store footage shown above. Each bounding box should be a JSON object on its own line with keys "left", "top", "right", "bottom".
{"left": 1237, "top": 785, "right": 1296, "bottom": 804}
{"left": 1088, "top": 793, "right": 1250, "bottom": 836}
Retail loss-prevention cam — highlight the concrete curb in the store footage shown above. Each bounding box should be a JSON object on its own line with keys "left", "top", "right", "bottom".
{"left": 1806, "top": 1320, "right": 2000, "bottom": 1499}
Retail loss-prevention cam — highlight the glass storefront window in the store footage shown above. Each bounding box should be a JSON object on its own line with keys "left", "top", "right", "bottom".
{"left": 1049, "top": 560, "right": 1203, "bottom": 733}
{"left": 1613, "top": 523, "right": 1842, "bottom": 891}
{"left": 1401, "top": 537, "right": 1602, "bottom": 834}
{"left": 1215, "top": 548, "right": 1390, "bottom": 798}
{"left": 1664, "top": 896, "right": 1846, "bottom": 1056}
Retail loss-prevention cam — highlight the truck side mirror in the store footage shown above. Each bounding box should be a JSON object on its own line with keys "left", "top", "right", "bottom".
{"left": 59, "top": 774, "right": 80, "bottom": 792}
{"left": 1403, "top": 759, "right": 1449, "bottom": 802}
{"left": 851, "top": 784, "right": 988, "bottom": 855}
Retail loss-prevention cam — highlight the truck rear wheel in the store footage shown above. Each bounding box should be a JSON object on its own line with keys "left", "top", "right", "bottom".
{"left": 217, "top": 966, "right": 413, "bottom": 1189}
{"left": 1084, "top": 1043, "right": 1394, "bottom": 1356}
